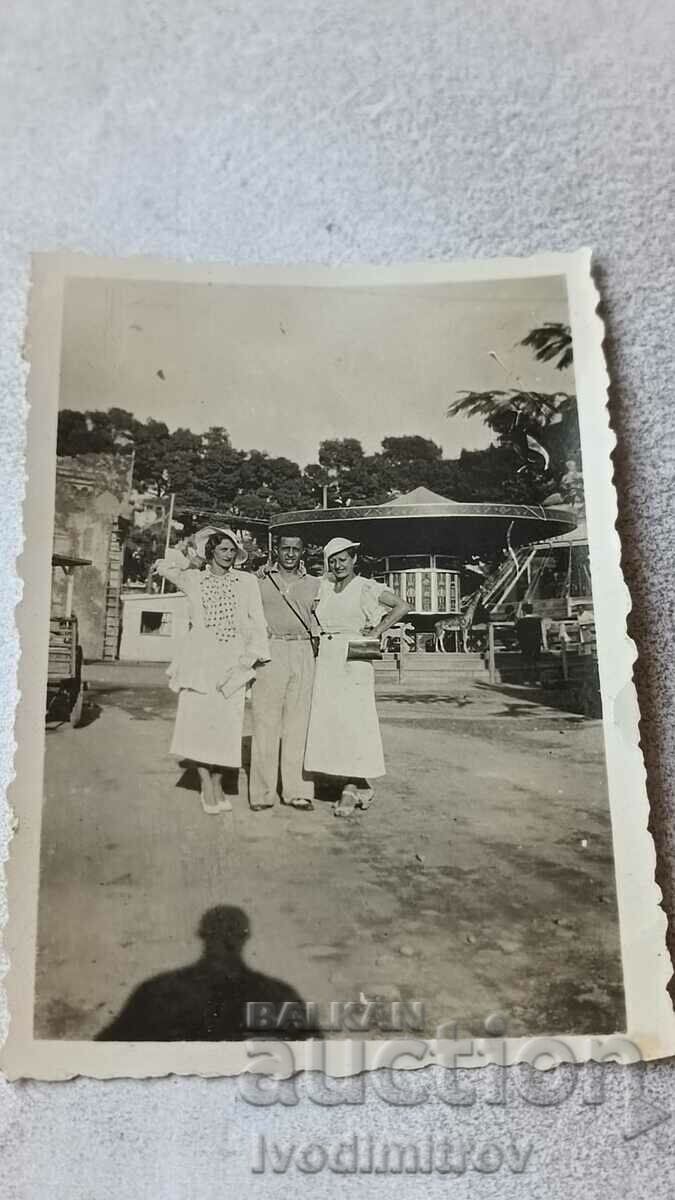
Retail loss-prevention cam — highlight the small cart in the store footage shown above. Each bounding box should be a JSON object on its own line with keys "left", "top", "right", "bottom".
{"left": 47, "top": 553, "right": 91, "bottom": 727}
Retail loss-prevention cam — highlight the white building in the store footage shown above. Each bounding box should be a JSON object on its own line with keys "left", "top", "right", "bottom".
{"left": 119, "top": 591, "right": 189, "bottom": 662}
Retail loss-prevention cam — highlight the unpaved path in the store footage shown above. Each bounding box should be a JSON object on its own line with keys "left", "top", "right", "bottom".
{"left": 35, "top": 666, "right": 623, "bottom": 1041}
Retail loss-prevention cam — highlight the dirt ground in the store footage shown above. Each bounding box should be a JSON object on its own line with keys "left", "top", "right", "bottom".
{"left": 35, "top": 663, "right": 624, "bottom": 1042}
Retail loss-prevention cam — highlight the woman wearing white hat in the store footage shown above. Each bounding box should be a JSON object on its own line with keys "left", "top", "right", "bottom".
{"left": 304, "top": 537, "right": 411, "bottom": 817}
{"left": 154, "top": 527, "right": 270, "bottom": 814}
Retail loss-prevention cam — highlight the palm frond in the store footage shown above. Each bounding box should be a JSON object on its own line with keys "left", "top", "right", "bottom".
{"left": 521, "top": 323, "right": 573, "bottom": 371}
{"left": 448, "top": 388, "right": 574, "bottom": 428}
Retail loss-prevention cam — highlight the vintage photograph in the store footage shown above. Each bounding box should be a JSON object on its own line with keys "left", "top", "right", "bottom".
{"left": 3, "top": 253, "right": 672, "bottom": 1078}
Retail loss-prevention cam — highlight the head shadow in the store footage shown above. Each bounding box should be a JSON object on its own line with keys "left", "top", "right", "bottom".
{"left": 96, "top": 903, "right": 321, "bottom": 1042}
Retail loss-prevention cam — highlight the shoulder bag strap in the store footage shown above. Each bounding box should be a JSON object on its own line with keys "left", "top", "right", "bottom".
{"left": 267, "top": 572, "right": 321, "bottom": 638}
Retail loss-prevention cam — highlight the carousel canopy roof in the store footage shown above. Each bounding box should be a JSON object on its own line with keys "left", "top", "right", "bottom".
{"left": 387, "top": 486, "right": 462, "bottom": 507}
{"left": 525, "top": 518, "right": 588, "bottom": 549}
{"left": 271, "top": 488, "right": 577, "bottom": 556}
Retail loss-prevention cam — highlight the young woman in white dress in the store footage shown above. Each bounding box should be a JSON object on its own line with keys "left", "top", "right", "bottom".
{"left": 154, "top": 527, "right": 270, "bottom": 814}
{"left": 304, "top": 537, "right": 411, "bottom": 818}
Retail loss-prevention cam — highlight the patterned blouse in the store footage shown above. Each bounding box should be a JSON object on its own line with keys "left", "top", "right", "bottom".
{"left": 199, "top": 569, "right": 239, "bottom": 643}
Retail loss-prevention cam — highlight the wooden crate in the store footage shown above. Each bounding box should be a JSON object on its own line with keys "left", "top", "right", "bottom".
{"left": 48, "top": 618, "right": 76, "bottom": 680}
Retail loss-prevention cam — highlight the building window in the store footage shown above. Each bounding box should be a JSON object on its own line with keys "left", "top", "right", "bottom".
{"left": 140, "top": 610, "right": 173, "bottom": 636}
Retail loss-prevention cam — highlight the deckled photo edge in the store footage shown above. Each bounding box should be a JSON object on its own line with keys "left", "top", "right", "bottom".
{"left": 1, "top": 248, "right": 672, "bottom": 1080}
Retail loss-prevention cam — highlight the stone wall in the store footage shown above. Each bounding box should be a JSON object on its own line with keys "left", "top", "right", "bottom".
{"left": 52, "top": 453, "right": 133, "bottom": 660}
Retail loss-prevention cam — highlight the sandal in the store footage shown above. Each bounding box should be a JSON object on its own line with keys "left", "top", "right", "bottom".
{"left": 212, "top": 781, "right": 233, "bottom": 813}
{"left": 250, "top": 800, "right": 275, "bottom": 812}
{"left": 356, "top": 787, "right": 374, "bottom": 812}
{"left": 289, "top": 797, "right": 314, "bottom": 812}
{"left": 333, "top": 785, "right": 359, "bottom": 819}
{"left": 200, "top": 794, "right": 223, "bottom": 816}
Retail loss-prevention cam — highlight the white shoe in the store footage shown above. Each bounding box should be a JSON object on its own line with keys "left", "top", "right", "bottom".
{"left": 200, "top": 794, "right": 222, "bottom": 815}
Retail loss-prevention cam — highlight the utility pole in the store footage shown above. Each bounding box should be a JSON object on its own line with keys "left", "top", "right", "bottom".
{"left": 159, "top": 493, "right": 176, "bottom": 595}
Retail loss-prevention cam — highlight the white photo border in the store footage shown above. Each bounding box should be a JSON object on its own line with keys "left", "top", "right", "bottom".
{"left": 2, "top": 249, "right": 672, "bottom": 1078}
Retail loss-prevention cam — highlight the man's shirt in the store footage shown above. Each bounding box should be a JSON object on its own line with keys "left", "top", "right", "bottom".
{"left": 516, "top": 615, "right": 543, "bottom": 655}
{"left": 258, "top": 565, "right": 320, "bottom": 638}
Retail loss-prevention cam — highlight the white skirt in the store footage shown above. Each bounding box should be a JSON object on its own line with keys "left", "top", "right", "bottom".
{"left": 304, "top": 634, "right": 385, "bottom": 779}
{"left": 170, "top": 687, "right": 246, "bottom": 768}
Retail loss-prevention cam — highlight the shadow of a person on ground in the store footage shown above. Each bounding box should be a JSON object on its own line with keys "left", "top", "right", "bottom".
{"left": 96, "top": 905, "right": 321, "bottom": 1041}
{"left": 475, "top": 680, "right": 591, "bottom": 717}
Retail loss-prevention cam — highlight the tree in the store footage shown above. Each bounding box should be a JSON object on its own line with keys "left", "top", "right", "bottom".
{"left": 301, "top": 462, "right": 333, "bottom": 509}
{"left": 521, "top": 323, "right": 573, "bottom": 371}
{"left": 308, "top": 439, "right": 391, "bottom": 507}
{"left": 58, "top": 397, "right": 573, "bottom": 540}
{"left": 182, "top": 427, "right": 243, "bottom": 509}
{"left": 57, "top": 409, "right": 116, "bottom": 455}
{"left": 318, "top": 438, "right": 365, "bottom": 471}
{"left": 447, "top": 388, "right": 573, "bottom": 428}
{"left": 123, "top": 520, "right": 167, "bottom": 585}
{"left": 447, "top": 323, "right": 580, "bottom": 503}
{"left": 132, "top": 418, "right": 173, "bottom": 494}
{"left": 380, "top": 436, "right": 443, "bottom": 465}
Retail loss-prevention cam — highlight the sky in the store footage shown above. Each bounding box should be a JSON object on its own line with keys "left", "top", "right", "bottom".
{"left": 59, "top": 273, "right": 572, "bottom": 467}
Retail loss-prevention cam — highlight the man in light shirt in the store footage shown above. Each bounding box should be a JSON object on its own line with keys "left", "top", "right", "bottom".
{"left": 249, "top": 536, "right": 319, "bottom": 812}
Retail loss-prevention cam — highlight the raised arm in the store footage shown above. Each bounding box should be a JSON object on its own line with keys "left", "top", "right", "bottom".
{"left": 153, "top": 547, "right": 198, "bottom": 590}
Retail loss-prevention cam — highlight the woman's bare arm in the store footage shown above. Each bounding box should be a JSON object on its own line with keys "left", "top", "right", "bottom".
{"left": 362, "top": 588, "right": 412, "bottom": 637}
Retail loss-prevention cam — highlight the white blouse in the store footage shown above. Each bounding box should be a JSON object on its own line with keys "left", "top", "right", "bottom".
{"left": 199, "top": 571, "right": 239, "bottom": 644}
{"left": 315, "top": 575, "right": 390, "bottom": 635}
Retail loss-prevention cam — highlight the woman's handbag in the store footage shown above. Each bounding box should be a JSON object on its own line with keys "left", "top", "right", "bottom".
{"left": 346, "top": 636, "right": 383, "bottom": 662}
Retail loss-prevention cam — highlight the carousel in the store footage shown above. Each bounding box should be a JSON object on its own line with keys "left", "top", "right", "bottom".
{"left": 475, "top": 518, "right": 599, "bottom": 712}
{"left": 271, "top": 486, "right": 577, "bottom": 638}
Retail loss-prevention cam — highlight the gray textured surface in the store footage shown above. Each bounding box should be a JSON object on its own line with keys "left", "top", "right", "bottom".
{"left": 0, "top": 0, "right": 674, "bottom": 1195}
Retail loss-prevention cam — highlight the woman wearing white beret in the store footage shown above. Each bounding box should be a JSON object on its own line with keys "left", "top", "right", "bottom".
{"left": 304, "top": 537, "right": 411, "bottom": 818}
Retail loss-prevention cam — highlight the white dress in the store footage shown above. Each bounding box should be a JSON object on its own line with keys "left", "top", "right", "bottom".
{"left": 155, "top": 551, "right": 270, "bottom": 768}
{"left": 304, "top": 575, "right": 389, "bottom": 780}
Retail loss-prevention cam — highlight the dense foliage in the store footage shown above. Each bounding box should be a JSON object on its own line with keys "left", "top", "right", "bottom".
{"left": 447, "top": 323, "right": 582, "bottom": 507}
{"left": 57, "top": 323, "right": 581, "bottom": 517}
{"left": 57, "top": 415, "right": 549, "bottom": 514}
{"left": 58, "top": 320, "right": 582, "bottom": 584}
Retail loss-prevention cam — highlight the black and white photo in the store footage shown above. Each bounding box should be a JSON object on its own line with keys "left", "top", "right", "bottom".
{"left": 3, "top": 251, "right": 671, "bottom": 1078}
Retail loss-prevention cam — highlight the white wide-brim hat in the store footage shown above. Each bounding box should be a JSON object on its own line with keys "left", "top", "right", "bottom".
{"left": 323, "top": 536, "right": 360, "bottom": 566}
{"left": 194, "top": 525, "right": 248, "bottom": 566}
